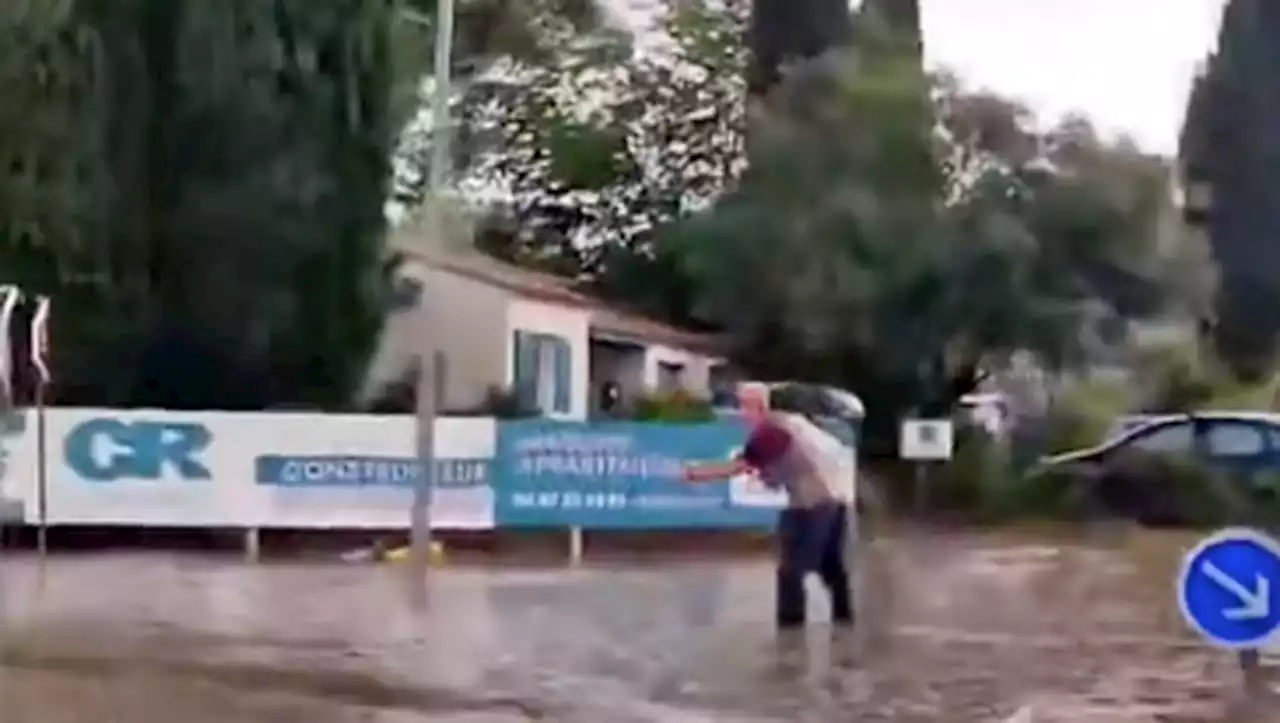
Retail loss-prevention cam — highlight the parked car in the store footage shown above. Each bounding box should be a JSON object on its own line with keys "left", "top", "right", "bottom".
{"left": 711, "top": 381, "right": 865, "bottom": 423}
{"left": 712, "top": 382, "right": 863, "bottom": 442}
{"left": 1034, "top": 412, "right": 1280, "bottom": 524}
{"left": 1099, "top": 414, "right": 1176, "bottom": 443}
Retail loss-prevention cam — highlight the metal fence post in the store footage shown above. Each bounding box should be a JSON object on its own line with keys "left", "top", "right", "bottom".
{"left": 568, "top": 526, "right": 584, "bottom": 566}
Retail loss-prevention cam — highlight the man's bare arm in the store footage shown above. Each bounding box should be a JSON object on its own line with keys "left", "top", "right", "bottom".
{"left": 683, "top": 459, "right": 751, "bottom": 483}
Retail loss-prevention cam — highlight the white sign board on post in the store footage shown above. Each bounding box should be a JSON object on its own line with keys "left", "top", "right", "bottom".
{"left": 899, "top": 418, "right": 954, "bottom": 461}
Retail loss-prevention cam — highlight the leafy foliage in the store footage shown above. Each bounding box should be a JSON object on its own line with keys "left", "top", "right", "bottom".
{"left": 440, "top": 0, "right": 749, "bottom": 285}
{"left": 747, "top": 0, "right": 851, "bottom": 97}
{"left": 629, "top": 389, "right": 715, "bottom": 422}
{"left": 398, "top": 0, "right": 602, "bottom": 75}
{"left": 0, "top": 0, "right": 1206, "bottom": 429}
{"left": 1, "top": 0, "right": 400, "bottom": 409}
{"left": 1179, "top": 0, "right": 1280, "bottom": 378}
{"left": 664, "top": 39, "right": 1188, "bottom": 442}
{"left": 390, "top": 0, "right": 1203, "bottom": 447}
{"left": 389, "top": 0, "right": 607, "bottom": 208}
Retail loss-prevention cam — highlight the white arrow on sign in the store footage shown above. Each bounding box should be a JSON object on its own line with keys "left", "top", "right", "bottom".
{"left": 1202, "top": 560, "right": 1271, "bottom": 620}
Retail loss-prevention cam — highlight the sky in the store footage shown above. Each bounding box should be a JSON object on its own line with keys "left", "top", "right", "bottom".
{"left": 615, "top": 0, "right": 1225, "bottom": 155}
{"left": 919, "top": 0, "right": 1225, "bottom": 155}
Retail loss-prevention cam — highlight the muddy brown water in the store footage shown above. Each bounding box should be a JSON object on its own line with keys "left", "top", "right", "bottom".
{"left": 0, "top": 529, "right": 1275, "bottom": 722}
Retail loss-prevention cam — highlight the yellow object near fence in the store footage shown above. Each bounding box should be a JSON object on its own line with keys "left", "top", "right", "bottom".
{"left": 383, "top": 541, "right": 446, "bottom": 565}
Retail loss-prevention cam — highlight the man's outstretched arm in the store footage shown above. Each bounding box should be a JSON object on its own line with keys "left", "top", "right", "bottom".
{"left": 682, "top": 459, "right": 751, "bottom": 483}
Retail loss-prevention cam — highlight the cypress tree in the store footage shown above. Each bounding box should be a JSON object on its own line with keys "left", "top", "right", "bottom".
{"left": 0, "top": 0, "right": 397, "bottom": 408}
{"left": 746, "top": 0, "right": 851, "bottom": 100}
{"left": 1180, "top": 0, "right": 1280, "bottom": 377}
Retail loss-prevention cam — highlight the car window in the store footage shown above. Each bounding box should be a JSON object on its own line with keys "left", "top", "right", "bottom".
{"left": 1104, "top": 416, "right": 1159, "bottom": 442}
{"left": 1206, "top": 422, "right": 1267, "bottom": 457}
{"left": 1127, "top": 422, "right": 1194, "bottom": 454}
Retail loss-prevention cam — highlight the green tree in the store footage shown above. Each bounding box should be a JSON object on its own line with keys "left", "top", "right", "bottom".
{"left": 1, "top": 0, "right": 403, "bottom": 409}
{"left": 129, "top": 0, "right": 400, "bottom": 409}
{"left": 382, "top": 0, "right": 1192, "bottom": 451}
{"left": 436, "top": 0, "right": 747, "bottom": 290}
{"left": 658, "top": 37, "right": 1187, "bottom": 447}
{"left": 0, "top": 0, "right": 137, "bottom": 404}
{"left": 746, "top": 0, "right": 851, "bottom": 98}
{"left": 1179, "top": 0, "right": 1280, "bottom": 379}
{"left": 389, "top": 0, "right": 605, "bottom": 208}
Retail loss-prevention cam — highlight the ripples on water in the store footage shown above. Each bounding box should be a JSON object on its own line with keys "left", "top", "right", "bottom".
{"left": 0, "top": 531, "right": 1270, "bottom": 721}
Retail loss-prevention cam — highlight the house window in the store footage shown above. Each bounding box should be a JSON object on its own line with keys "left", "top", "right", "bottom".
{"left": 512, "top": 331, "right": 572, "bottom": 415}
{"left": 657, "top": 361, "right": 685, "bottom": 393}
{"left": 708, "top": 364, "right": 736, "bottom": 407}
{"left": 537, "top": 340, "right": 557, "bottom": 412}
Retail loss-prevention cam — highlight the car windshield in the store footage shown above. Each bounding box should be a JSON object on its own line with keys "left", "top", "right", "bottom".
{"left": 1103, "top": 415, "right": 1168, "bottom": 443}
{"left": 1124, "top": 421, "right": 1195, "bottom": 454}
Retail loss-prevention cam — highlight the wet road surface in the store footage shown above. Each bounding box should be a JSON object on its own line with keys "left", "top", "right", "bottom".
{"left": 0, "top": 531, "right": 1272, "bottom": 721}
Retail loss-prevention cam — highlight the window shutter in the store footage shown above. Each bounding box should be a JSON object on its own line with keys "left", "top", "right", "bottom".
{"left": 512, "top": 331, "right": 539, "bottom": 408}
{"left": 552, "top": 337, "right": 572, "bottom": 413}
{"left": 432, "top": 350, "right": 448, "bottom": 408}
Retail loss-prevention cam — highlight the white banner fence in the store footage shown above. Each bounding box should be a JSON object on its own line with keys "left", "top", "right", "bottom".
{"left": 0, "top": 408, "right": 497, "bottom": 530}
{"left": 0, "top": 408, "right": 859, "bottom": 536}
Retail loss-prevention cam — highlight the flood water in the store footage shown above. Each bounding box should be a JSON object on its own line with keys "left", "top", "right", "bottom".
{"left": 0, "top": 530, "right": 1274, "bottom": 722}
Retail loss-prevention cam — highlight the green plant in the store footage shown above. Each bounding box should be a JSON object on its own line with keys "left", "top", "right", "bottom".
{"left": 935, "top": 425, "right": 1080, "bottom": 522}
{"left": 1137, "top": 339, "right": 1280, "bottom": 413}
{"left": 1201, "top": 375, "right": 1278, "bottom": 411}
{"left": 1143, "top": 353, "right": 1214, "bottom": 413}
{"left": 1040, "top": 404, "right": 1107, "bottom": 456}
{"left": 929, "top": 425, "right": 1002, "bottom": 513}
{"left": 1247, "top": 470, "right": 1280, "bottom": 527}
{"left": 1011, "top": 464, "right": 1084, "bottom": 521}
{"left": 629, "top": 389, "right": 715, "bottom": 422}
{"left": 1041, "top": 377, "right": 1134, "bottom": 454}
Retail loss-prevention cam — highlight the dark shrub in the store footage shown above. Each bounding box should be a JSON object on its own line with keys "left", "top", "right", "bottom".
{"left": 630, "top": 390, "right": 715, "bottom": 422}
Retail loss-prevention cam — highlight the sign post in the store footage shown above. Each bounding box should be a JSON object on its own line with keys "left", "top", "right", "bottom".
{"left": 0, "top": 284, "right": 19, "bottom": 551}
{"left": 899, "top": 417, "right": 953, "bottom": 512}
{"left": 0, "top": 289, "right": 51, "bottom": 555}
{"left": 1177, "top": 526, "right": 1280, "bottom": 693}
{"left": 400, "top": 0, "right": 457, "bottom": 607}
{"left": 30, "top": 296, "right": 50, "bottom": 558}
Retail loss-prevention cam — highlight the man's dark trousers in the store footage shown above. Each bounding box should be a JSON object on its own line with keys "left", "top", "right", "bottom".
{"left": 775, "top": 502, "right": 853, "bottom": 628}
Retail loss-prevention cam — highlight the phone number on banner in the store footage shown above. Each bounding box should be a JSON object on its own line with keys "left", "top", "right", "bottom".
{"left": 509, "top": 491, "right": 627, "bottom": 510}
{"left": 507, "top": 491, "right": 728, "bottom": 511}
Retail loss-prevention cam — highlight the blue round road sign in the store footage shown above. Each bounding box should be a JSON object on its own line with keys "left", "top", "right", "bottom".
{"left": 1177, "top": 527, "right": 1280, "bottom": 649}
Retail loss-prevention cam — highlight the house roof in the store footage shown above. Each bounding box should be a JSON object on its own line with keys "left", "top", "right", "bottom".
{"left": 395, "top": 246, "right": 722, "bottom": 354}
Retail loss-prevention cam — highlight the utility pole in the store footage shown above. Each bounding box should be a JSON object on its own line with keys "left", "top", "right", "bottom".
{"left": 400, "top": 0, "right": 455, "bottom": 601}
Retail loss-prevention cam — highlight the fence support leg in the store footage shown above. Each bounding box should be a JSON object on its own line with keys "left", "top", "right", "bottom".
{"left": 568, "top": 527, "right": 584, "bottom": 566}
{"left": 243, "top": 527, "right": 261, "bottom": 563}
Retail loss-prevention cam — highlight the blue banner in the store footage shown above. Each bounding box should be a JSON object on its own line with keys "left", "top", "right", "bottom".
{"left": 255, "top": 455, "right": 491, "bottom": 489}
{"left": 493, "top": 420, "right": 780, "bottom": 529}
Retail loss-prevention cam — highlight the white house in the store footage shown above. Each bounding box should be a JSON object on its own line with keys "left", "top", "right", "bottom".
{"left": 362, "top": 247, "right": 726, "bottom": 419}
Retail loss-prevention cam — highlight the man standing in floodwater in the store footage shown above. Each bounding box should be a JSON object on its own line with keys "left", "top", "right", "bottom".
{"left": 682, "top": 389, "right": 853, "bottom": 630}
